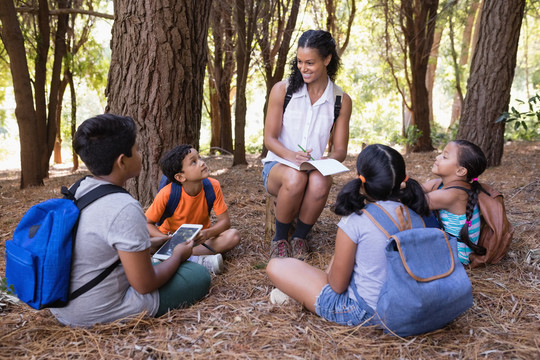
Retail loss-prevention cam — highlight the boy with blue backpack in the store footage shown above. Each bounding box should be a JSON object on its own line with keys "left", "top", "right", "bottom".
{"left": 7, "top": 114, "right": 211, "bottom": 326}
{"left": 146, "top": 145, "right": 241, "bottom": 274}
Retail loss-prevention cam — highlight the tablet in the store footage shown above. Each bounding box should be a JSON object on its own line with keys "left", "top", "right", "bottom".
{"left": 152, "top": 224, "right": 203, "bottom": 260}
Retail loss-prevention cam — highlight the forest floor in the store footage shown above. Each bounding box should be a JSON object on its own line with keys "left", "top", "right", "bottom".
{"left": 0, "top": 141, "right": 538, "bottom": 359}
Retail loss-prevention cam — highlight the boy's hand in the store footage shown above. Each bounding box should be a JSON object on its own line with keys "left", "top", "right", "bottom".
{"left": 172, "top": 240, "right": 193, "bottom": 262}
{"left": 193, "top": 230, "right": 208, "bottom": 247}
{"left": 149, "top": 234, "right": 171, "bottom": 254}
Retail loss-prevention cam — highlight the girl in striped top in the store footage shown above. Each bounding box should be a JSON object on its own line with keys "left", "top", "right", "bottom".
{"left": 423, "top": 140, "right": 487, "bottom": 265}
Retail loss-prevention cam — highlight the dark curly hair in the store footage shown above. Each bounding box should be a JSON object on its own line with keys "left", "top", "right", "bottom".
{"left": 287, "top": 30, "right": 341, "bottom": 94}
{"left": 159, "top": 144, "right": 194, "bottom": 185}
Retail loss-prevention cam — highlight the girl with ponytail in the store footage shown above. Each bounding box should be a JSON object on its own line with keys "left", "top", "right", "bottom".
{"left": 266, "top": 144, "right": 429, "bottom": 326}
{"left": 423, "top": 140, "right": 488, "bottom": 265}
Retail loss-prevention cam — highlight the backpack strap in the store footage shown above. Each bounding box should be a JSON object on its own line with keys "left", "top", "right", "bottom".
{"left": 330, "top": 83, "right": 343, "bottom": 133}
{"left": 157, "top": 176, "right": 216, "bottom": 226}
{"left": 283, "top": 86, "right": 293, "bottom": 114}
{"left": 362, "top": 203, "right": 425, "bottom": 238}
{"left": 61, "top": 178, "right": 130, "bottom": 301}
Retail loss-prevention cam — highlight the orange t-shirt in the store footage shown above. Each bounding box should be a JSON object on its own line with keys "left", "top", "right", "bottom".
{"left": 145, "top": 177, "right": 228, "bottom": 234}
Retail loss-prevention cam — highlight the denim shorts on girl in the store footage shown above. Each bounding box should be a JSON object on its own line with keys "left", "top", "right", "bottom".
{"left": 315, "top": 284, "right": 375, "bottom": 326}
{"left": 262, "top": 161, "right": 278, "bottom": 192}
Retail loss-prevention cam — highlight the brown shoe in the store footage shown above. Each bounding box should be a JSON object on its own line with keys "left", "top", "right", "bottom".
{"left": 270, "top": 239, "right": 291, "bottom": 259}
{"left": 290, "top": 237, "right": 310, "bottom": 260}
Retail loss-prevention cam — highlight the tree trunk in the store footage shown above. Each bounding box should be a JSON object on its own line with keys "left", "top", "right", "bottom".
{"left": 45, "top": 0, "right": 69, "bottom": 173}
{"left": 106, "top": 0, "right": 212, "bottom": 205}
{"left": 449, "top": 0, "right": 480, "bottom": 127}
{"left": 211, "top": 1, "right": 235, "bottom": 154}
{"left": 426, "top": 27, "right": 442, "bottom": 125}
{"left": 53, "top": 77, "right": 69, "bottom": 164}
{"left": 401, "top": 0, "right": 438, "bottom": 152}
{"left": 0, "top": 0, "right": 44, "bottom": 187}
{"left": 457, "top": 0, "right": 525, "bottom": 167}
{"left": 67, "top": 70, "right": 79, "bottom": 171}
{"left": 258, "top": 0, "right": 301, "bottom": 158}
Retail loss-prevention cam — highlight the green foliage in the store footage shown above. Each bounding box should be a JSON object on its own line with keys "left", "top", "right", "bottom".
{"left": 431, "top": 121, "right": 459, "bottom": 149}
{"left": 0, "top": 277, "right": 14, "bottom": 296}
{"left": 390, "top": 125, "right": 422, "bottom": 148}
{"left": 497, "top": 94, "right": 540, "bottom": 140}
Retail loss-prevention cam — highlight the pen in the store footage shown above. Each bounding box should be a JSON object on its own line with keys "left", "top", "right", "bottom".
{"left": 298, "top": 144, "right": 315, "bottom": 160}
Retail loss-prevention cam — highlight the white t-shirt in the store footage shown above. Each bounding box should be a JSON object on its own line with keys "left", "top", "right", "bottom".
{"left": 262, "top": 78, "right": 342, "bottom": 165}
{"left": 50, "top": 177, "right": 159, "bottom": 326}
{"left": 338, "top": 201, "right": 407, "bottom": 310}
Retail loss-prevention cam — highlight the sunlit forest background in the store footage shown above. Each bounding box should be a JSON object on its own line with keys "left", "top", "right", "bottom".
{"left": 1, "top": 0, "right": 539, "bottom": 171}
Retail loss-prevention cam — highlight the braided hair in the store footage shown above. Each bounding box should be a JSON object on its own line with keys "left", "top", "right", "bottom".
{"left": 287, "top": 30, "right": 341, "bottom": 94}
{"left": 332, "top": 144, "right": 429, "bottom": 217}
{"left": 453, "top": 140, "right": 488, "bottom": 255}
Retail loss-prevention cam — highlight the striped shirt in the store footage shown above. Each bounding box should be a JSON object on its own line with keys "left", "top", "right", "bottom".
{"left": 439, "top": 206, "right": 481, "bottom": 265}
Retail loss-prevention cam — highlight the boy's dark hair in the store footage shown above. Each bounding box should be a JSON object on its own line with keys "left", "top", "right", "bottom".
{"left": 159, "top": 144, "right": 194, "bottom": 185}
{"left": 452, "top": 139, "right": 488, "bottom": 255}
{"left": 333, "top": 144, "right": 429, "bottom": 217}
{"left": 288, "top": 29, "right": 341, "bottom": 94}
{"left": 73, "top": 114, "right": 137, "bottom": 176}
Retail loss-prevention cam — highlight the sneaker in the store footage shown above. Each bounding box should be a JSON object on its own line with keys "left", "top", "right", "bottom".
{"left": 196, "top": 254, "right": 224, "bottom": 274}
{"left": 269, "top": 239, "right": 291, "bottom": 259}
{"left": 290, "top": 237, "right": 310, "bottom": 260}
{"left": 270, "top": 288, "right": 291, "bottom": 305}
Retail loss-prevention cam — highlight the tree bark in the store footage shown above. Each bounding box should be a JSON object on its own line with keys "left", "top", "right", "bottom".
{"left": 208, "top": 1, "right": 235, "bottom": 154}
{"left": 449, "top": 0, "right": 480, "bottom": 127}
{"left": 457, "top": 0, "right": 525, "bottom": 167}
{"left": 426, "top": 27, "right": 442, "bottom": 125}
{"left": 233, "top": 0, "right": 261, "bottom": 166}
{"left": 0, "top": 0, "right": 44, "bottom": 187}
{"left": 400, "top": 0, "right": 438, "bottom": 152}
{"left": 258, "top": 0, "right": 301, "bottom": 157}
{"left": 106, "top": 0, "right": 212, "bottom": 205}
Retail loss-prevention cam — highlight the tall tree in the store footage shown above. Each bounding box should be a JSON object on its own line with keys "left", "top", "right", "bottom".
{"left": 0, "top": 0, "right": 67, "bottom": 187}
{"left": 207, "top": 0, "right": 235, "bottom": 154}
{"left": 106, "top": 0, "right": 212, "bottom": 205}
{"left": 380, "top": 0, "right": 439, "bottom": 152}
{"left": 233, "top": 0, "right": 262, "bottom": 166}
{"left": 457, "top": 0, "right": 526, "bottom": 166}
{"left": 257, "top": 0, "right": 301, "bottom": 157}
{"left": 324, "top": 0, "right": 356, "bottom": 56}
{"left": 449, "top": 0, "right": 480, "bottom": 127}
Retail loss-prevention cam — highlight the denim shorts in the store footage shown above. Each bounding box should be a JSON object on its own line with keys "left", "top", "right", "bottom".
{"left": 315, "top": 284, "right": 375, "bottom": 326}
{"left": 262, "top": 161, "right": 279, "bottom": 192}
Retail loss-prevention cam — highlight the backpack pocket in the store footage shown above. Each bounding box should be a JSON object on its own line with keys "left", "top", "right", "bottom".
{"left": 5, "top": 240, "right": 38, "bottom": 305}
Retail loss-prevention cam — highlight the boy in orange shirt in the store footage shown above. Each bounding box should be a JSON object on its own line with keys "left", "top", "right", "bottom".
{"left": 146, "top": 145, "right": 240, "bottom": 273}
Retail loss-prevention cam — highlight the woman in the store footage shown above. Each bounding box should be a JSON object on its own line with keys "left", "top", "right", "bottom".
{"left": 262, "top": 30, "right": 352, "bottom": 260}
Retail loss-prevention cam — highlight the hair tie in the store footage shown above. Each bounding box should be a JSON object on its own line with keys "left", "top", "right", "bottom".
{"left": 466, "top": 220, "right": 471, "bottom": 227}
{"left": 403, "top": 175, "right": 409, "bottom": 182}
{"left": 358, "top": 175, "right": 366, "bottom": 184}
{"left": 471, "top": 178, "right": 478, "bottom": 182}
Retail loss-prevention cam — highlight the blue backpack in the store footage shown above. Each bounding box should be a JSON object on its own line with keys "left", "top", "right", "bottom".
{"left": 4, "top": 178, "right": 128, "bottom": 309}
{"left": 156, "top": 175, "right": 216, "bottom": 226}
{"left": 361, "top": 203, "right": 473, "bottom": 337}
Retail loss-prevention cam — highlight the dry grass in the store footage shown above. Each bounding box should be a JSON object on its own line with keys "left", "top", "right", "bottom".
{"left": 0, "top": 141, "right": 538, "bottom": 359}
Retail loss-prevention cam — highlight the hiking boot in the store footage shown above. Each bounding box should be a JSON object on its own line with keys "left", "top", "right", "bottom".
{"left": 269, "top": 239, "right": 291, "bottom": 259}
{"left": 270, "top": 288, "right": 291, "bottom": 305}
{"left": 195, "top": 254, "right": 224, "bottom": 274}
{"left": 290, "top": 237, "right": 310, "bottom": 260}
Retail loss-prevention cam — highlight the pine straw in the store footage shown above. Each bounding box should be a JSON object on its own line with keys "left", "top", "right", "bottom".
{"left": 0, "top": 141, "right": 538, "bottom": 359}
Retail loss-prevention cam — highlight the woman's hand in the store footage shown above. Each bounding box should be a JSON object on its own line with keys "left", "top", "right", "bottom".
{"left": 294, "top": 148, "right": 313, "bottom": 165}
